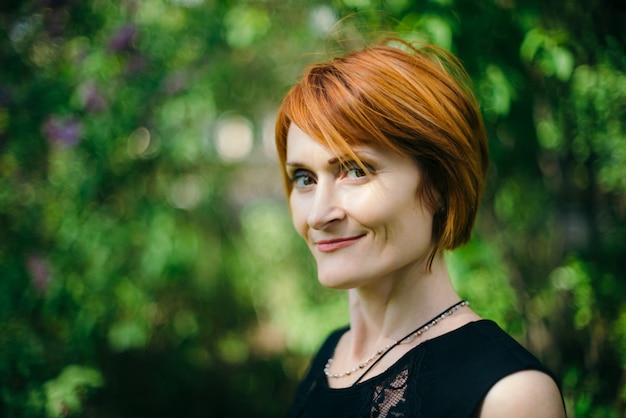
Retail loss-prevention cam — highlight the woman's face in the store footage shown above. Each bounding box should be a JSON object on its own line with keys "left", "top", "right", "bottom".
{"left": 286, "top": 124, "right": 436, "bottom": 290}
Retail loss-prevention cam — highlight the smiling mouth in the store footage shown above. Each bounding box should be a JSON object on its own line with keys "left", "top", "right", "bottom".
{"left": 315, "top": 235, "right": 365, "bottom": 252}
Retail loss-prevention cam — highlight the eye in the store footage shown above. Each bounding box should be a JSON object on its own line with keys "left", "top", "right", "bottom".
{"left": 346, "top": 166, "right": 366, "bottom": 179}
{"left": 290, "top": 169, "right": 316, "bottom": 189}
{"left": 342, "top": 161, "right": 372, "bottom": 180}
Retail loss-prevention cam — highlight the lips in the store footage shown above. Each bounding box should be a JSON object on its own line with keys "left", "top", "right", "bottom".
{"left": 314, "top": 234, "right": 365, "bottom": 252}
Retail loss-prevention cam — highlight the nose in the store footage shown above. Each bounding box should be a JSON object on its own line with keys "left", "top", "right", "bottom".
{"left": 307, "top": 179, "right": 345, "bottom": 230}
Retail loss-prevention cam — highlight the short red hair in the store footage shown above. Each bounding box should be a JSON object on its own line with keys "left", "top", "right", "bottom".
{"left": 275, "top": 38, "right": 489, "bottom": 265}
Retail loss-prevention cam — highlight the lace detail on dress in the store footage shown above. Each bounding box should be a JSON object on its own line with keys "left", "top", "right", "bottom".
{"left": 370, "top": 368, "right": 410, "bottom": 418}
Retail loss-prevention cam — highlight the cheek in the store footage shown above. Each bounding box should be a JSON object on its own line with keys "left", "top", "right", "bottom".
{"left": 383, "top": 197, "right": 432, "bottom": 239}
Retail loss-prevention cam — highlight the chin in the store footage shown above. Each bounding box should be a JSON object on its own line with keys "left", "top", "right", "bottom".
{"left": 316, "top": 271, "right": 369, "bottom": 290}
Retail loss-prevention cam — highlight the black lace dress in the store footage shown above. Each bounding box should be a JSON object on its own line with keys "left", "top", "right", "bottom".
{"left": 287, "top": 320, "right": 556, "bottom": 418}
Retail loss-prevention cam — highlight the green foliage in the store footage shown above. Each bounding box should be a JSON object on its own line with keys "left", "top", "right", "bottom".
{"left": 0, "top": 0, "right": 624, "bottom": 416}
{"left": 44, "top": 366, "right": 104, "bottom": 418}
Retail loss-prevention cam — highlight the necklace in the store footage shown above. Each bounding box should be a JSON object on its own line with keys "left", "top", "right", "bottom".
{"left": 323, "top": 300, "right": 469, "bottom": 383}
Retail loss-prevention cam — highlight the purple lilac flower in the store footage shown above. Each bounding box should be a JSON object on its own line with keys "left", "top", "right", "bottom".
{"left": 80, "top": 81, "right": 107, "bottom": 113}
{"left": 26, "top": 254, "right": 52, "bottom": 295}
{"left": 42, "top": 115, "right": 82, "bottom": 148}
{"left": 108, "top": 24, "right": 137, "bottom": 52}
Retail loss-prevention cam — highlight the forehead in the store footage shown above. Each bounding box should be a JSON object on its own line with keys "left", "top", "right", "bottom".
{"left": 285, "top": 123, "right": 421, "bottom": 177}
{"left": 286, "top": 123, "right": 365, "bottom": 165}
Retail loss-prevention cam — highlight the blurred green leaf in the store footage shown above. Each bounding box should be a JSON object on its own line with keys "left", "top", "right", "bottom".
{"left": 44, "top": 365, "right": 104, "bottom": 418}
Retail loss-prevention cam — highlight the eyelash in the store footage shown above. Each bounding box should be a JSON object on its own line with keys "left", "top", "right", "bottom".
{"left": 288, "top": 161, "right": 375, "bottom": 188}
{"left": 342, "top": 161, "right": 372, "bottom": 178}
{"left": 289, "top": 170, "right": 315, "bottom": 188}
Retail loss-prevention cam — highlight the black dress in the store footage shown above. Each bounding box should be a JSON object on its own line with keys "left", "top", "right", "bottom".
{"left": 288, "top": 320, "right": 556, "bottom": 418}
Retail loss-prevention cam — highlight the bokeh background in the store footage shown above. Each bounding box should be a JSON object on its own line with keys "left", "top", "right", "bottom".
{"left": 1, "top": 0, "right": 624, "bottom": 416}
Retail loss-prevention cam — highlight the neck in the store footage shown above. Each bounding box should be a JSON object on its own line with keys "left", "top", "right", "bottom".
{"left": 345, "top": 253, "right": 461, "bottom": 358}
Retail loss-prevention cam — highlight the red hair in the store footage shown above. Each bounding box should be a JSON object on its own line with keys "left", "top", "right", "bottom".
{"left": 275, "top": 38, "right": 489, "bottom": 266}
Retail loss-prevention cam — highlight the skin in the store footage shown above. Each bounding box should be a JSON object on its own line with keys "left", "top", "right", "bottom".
{"left": 286, "top": 123, "right": 436, "bottom": 291}
{"left": 285, "top": 123, "right": 566, "bottom": 417}
{"left": 477, "top": 370, "right": 566, "bottom": 417}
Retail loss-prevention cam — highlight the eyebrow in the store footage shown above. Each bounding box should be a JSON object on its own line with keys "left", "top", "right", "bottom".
{"left": 286, "top": 157, "right": 342, "bottom": 168}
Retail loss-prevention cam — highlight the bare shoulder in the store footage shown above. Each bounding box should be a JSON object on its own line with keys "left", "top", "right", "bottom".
{"left": 477, "top": 370, "right": 566, "bottom": 418}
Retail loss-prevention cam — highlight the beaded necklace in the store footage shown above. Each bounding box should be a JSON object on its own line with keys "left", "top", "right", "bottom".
{"left": 323, "top": 300, "right": 469, "bottom": 385}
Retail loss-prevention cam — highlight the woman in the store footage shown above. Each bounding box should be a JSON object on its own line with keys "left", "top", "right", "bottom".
{"left": 275, "top": 38, "right": 566, "bottom": 417}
